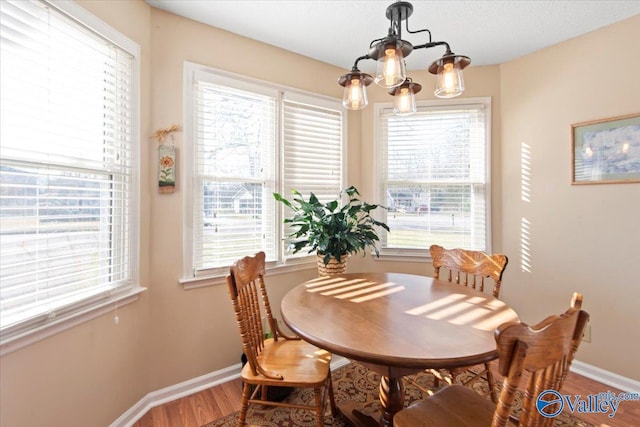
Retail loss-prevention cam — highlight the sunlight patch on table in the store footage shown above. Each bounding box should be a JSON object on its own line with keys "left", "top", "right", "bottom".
{"left": 334, "top": 282, "right": 402, "bottom": 300}
{"left": 318, "top": 280, "right": 378, "bottom": 296}
{"left": 470, "top": 307, "right": 516, "bottom": 331}
{"left": 404, "top": 294, "right": 467, "bottom": 316}
{"left": 350, "top": 285, "right": 405, "bottom": 303}
{"left": 416, "top": 301, "right": 487, "bottom": 321}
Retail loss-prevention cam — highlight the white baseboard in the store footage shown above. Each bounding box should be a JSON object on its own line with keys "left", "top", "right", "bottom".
{"left": 571, "top": 360, "right": 640, "bottom": 393}
{"left": 110, "top": 363, "right": 242, "bottom": 427}
{"left": 110, "top": 355, "right": 350, "bottom": 427}
{"left": 112, "top": 356, "right": 636, "bottom": 427}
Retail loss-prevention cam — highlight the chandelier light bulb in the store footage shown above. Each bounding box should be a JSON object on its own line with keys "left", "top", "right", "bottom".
{"left": 443, "top": 63, "right": 455, "bottom": 90}
{"left": 384, "top": 49, "right": 399, "bottom": 86}
{"left": 375, "top": 47, "right": 406, "bottom": 88}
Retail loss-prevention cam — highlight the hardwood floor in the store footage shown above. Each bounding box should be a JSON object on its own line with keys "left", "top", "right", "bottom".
{"left": 133, "top": 364, "right": 639, "bottom": 427}
{"left": 133, "top": 379, "right": 243, "bottom": 427}
{"left": 554, "top": 370, "right": 640, "bottom": 427}
{"left": 493, "top": 367, "right": 640, "bottom": 427}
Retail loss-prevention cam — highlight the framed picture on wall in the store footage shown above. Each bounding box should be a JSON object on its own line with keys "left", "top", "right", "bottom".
{"left": 572, "top": 113, "right": 640, "bottom": 185}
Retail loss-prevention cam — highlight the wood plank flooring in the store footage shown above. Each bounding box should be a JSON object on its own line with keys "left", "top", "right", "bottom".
{"left": 495, "top": 368, "right": 640, "bottom": 427}
{"left": 133, "top": 379, "right": 243, "bottom": 427}
{"left": 133, "top": 364, "right": 639, "bottom": 427}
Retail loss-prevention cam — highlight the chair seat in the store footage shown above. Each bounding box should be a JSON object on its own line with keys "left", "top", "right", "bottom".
{"left": 241, "top": 338, "right": 332, "bottom": 387}
{"left": 394, "top": 385, "right": 494, "bottom": 427}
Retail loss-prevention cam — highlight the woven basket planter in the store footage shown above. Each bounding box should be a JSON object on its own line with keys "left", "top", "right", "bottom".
{"left": 317, "top": 254, "right": 347, "bottom": 277}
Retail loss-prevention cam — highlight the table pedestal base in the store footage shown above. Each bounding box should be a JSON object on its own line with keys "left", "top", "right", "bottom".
{"left": 337, "top": 375, "right": 404, "bottom": 427}
{"left": 337, "top": 400, "right": 380, "bottom": 427}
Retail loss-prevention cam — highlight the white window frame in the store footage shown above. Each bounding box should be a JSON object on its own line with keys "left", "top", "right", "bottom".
{"left": 373, "top": 97, "right": 492, "bottom": 260}
{"left": 0, "top": 0, "right": 142, "bottom": 355}
{"left": 181, "top": 62, "right": 346, "bottom": 288}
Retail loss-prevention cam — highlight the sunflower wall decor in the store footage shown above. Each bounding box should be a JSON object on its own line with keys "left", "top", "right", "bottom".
{"left": 152, "top": 124, "right": 181, "bottom": 193}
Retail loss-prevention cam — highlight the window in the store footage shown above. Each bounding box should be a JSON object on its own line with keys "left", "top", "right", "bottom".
{"left": 375, "top": 98, "right": 491, "bottom": 255}
{"left": 183, "top": 64, "right": 344, "bottom": 279}
{"left": 0, "top": 0, "right": 140, "bottom": 344}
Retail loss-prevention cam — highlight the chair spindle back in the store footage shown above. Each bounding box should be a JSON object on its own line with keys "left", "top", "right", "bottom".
{"left": 227, "top": 252, "right": 278, "bottom": 377}
{"left": 492, "top": 293, "right": 589, "bottom": 427}
{"left": 430, "top": 244, "right": 508, "bottom": 298}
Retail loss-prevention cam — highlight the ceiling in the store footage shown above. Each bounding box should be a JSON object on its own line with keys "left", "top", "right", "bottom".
{"left": 145, "top": 0, "right": 640, "bottom": 73}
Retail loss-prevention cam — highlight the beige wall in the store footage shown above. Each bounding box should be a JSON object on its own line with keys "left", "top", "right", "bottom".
{"left": 1, "top": 2, "right": 638, "bottom": 426}
{"left": 145, "top": 8, "right": 349, "bottom": 391}
{"left": 499, "top": 14, "right": 640, "bottom": 380}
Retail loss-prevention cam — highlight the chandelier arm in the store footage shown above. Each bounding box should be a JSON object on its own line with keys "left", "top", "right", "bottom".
{"left": 369, "top": 36, "right": 387, "bottom": 49}
{"left": 413, "top": 41, "right": 451, "bottom": 54}
{"left": 405, "top": 23, "right": 432, "bottom": 41}
{"left": 351, "top": 54, "right": 372, "bottom": 71}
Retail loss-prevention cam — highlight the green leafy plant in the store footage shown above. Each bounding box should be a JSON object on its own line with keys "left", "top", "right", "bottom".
{"left": 273, "top": 186, "right": 390, "bottom": 265}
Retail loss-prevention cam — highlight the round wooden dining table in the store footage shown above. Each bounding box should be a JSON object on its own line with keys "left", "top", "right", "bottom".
{"left": 280, "top": 272, "right": 519, "bottom": 427}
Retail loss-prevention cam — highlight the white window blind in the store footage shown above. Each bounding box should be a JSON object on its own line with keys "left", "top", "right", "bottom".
{"left": 191, "top": 80, "right": 277, "bottom": 274}
{"left": 0, "top": 0, "right": 139, "bottom": 336}
{"left": 185, "top": 65, "right": 344, "bottom": 278}
{"left": 282, "top": 100, "right": 342, "bottom": 196}
{"left": 282, "top": 98, "right": 343, "bottom": 256}
{"left": 376, "top": 99, "right": 490, "bottom": 253}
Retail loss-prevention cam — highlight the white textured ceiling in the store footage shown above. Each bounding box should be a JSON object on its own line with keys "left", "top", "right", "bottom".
{"left": 145, "top": 0, "right": 640, "bottom": 73}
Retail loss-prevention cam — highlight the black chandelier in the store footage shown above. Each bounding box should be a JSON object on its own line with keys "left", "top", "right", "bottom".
{"left": 338, "top": 1, "right": 471, "bottom": 115}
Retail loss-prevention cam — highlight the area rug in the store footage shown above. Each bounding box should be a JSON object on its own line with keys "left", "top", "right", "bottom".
{"left": 202, "top": 362, "right": 594, "bottom": 427}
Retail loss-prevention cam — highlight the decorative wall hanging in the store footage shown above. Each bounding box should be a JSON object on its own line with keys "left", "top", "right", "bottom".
{"left": 571, "top": 113, "right": 640, "bottom": 185}
{"left": 152, "top": 124, "right": 181, "bottom": 193}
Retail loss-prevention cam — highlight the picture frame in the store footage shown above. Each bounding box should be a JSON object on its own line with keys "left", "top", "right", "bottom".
{"left": 571, "top": 113, "right": 640, "bottom": 185}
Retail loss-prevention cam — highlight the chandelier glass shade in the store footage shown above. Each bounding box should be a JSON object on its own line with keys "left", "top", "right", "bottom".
{"left": 389, "top": 78, "right": 421, "bottom": 116}
{"left": 372, "top": 39, "right": 410, "bottom": 88}
{"left": 337, "top": 1, "right": 471, "bottom": 114}
{"left": 430, "top": 54, "right": 469, "bottom": 98}
{"left": 338, "top": 70, "right": 374, "bottom": 110}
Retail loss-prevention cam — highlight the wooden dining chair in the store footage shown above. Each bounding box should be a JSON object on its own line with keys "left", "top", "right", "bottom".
{"left": 395, "top": 293, "right": 589, "bottom": 427}
{"left": 226, "top": 251, "right": 336, "bottom": 427}
{"left": 419, "top": 244, "right": 509, "bottom": 402}
{"left": 430, "top": 244, "right": 508, "bottom": 299}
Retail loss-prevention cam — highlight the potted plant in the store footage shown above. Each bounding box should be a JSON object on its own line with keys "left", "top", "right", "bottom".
{"left": 273, "top": 186, "right": 389, "bottom": 276}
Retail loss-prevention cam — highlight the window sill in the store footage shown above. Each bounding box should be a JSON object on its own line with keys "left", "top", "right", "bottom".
{"left": 374, "top": 250, "right": 431, "bottom": 263}
{"left": 180, "top": 260, "right": 317, "bottom": 290}
{"left": 0, "top": 287, "right": 147, "bottom": 357}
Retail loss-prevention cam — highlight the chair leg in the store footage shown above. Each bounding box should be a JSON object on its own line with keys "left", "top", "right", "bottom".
{"left": 327, "top": 374, "right": 337, "bottom": 416}
{"left": 458, "top": 363, "right": 497, "bottom": 403}
{"left": 404, "top": 373, "right": 432, "bottom": 397}
{"left": 238, "top": 382, "right": 252, "bottom": 427}
{"left": 314, "top": 386, "right": 324, "bottom": 427}
{"left": 485, "top": 362, "right": 498, "bottom": 403}
{"left": 260, "top": 384, "right": 267, "bottom": 401}
{"left": 433, "top": 370, "right": 440, "bottom": 389}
